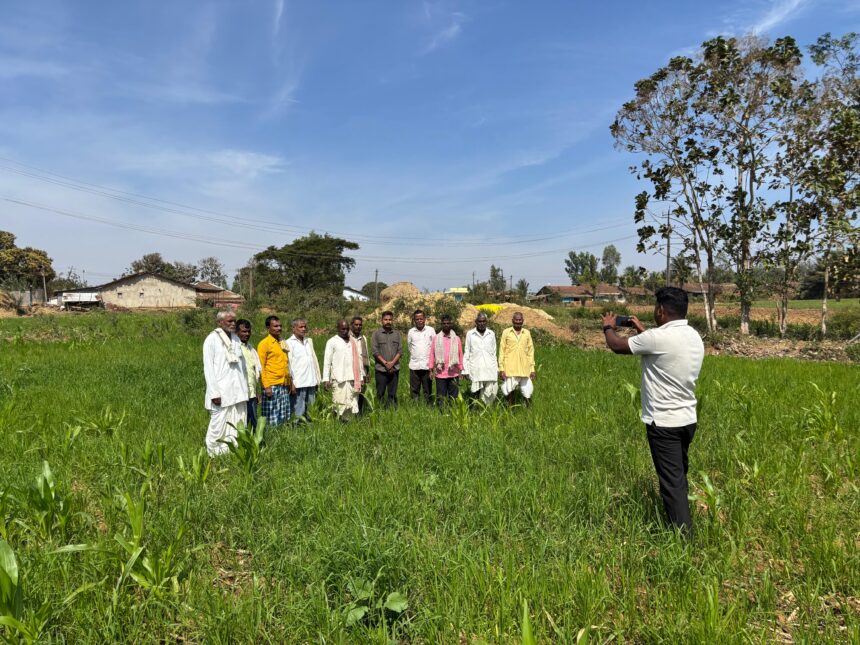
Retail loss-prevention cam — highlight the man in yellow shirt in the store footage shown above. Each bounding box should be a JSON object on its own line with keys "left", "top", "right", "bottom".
{"left": 257, "top": 315, "right": 291, "bottom": 426}
{"left": 499, "top": 311, "right": 536, "bottom": 406}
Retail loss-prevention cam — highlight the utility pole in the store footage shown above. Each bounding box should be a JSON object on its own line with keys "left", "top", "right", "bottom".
{"left": 472, "top": 271, "right": 475, "bottom": 289}
{"left": 374, "top": 269, "right": 379, "bottom": 304}
{"left": 665, "top": 210, "right": 672, "bottom": 286}
{"left": 249, "top": 263, "right": 254, "bottom": 299}
{"left": 509, "top": 275, "right": 513, "bottom": 292}
{"left": 41, "top": 271, "right": 48, "bottom": 305}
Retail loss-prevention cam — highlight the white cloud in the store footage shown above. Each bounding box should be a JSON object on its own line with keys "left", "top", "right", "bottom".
{"left": 751, "top": 0, "right": 809, "bottom": 34}
{"left": 273, "top": 0, "right": 285, "bottom": 36}
{"left": 422, "top": 12, "right": 468, "bottom": 55}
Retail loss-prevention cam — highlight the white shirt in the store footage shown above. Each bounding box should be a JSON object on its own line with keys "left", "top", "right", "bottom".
{"left": 203, "top": 330, "right": 249, "bottom": 410}
{"left": 463, "top": 328, "right": 498, "bottom": 382}
{"left": 628, "top": 319, "right": 704, "bottom": 427}
{"left": 286, "top": 335, "right": 321, "bottom": 388}
{"left": 407, "top": 325, "right": 436, "bottom": 370}
{"left": 323, "top": 335, "right": 363, "bottom": 383}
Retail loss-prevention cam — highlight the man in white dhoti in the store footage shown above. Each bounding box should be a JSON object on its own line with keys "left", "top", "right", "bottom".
{"left": 463, "top": 312, "right": 499, "bottom": 405}
{"left": 203, "top": 311, "right": 249, "bottom": 456}
{"left": 323, "top": 319, "right": 363, "bottom": 421}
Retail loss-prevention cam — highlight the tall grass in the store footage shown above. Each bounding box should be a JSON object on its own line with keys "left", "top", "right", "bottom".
{"left": 0, "top": 312, "right": 857, "bottom": 642}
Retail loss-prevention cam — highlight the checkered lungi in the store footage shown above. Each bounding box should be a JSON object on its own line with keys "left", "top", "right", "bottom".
{"left": 260, "top": 384, "right": 290, "bottom": 426}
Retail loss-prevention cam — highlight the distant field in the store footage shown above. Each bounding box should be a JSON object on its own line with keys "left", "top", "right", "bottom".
{"left": 752, "top": 299, "right": 860, "bottom": 310}
{"left": 0, "top": 311, "right": 857, "bottom": 642}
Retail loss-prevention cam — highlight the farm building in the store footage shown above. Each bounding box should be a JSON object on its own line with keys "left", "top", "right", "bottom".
{"left": 194, "top": 282, "right": 245, "bottom": 310}
{"left": 55, "top": 273, "right": 207, "bottom": 310}
{"left": 343, "top": 286, "right": 369, "bottom": 302}
{"left": 533, "top": 284, "right": 623, "bottom": 305}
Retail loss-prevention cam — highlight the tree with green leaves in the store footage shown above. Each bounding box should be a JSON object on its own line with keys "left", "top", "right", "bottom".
{"left": 488, "top": 265, "right": 506, "bottom": 293}
{"left": 514, "top": 278, "right": 529, "bottom": 300}
{"left": 611, "top": 51, "right": 723, "bottom": 331}
{"left": 565, "top": 251, "right": 600, "bottom": 300}
{"left": 125, "top": 253, "right": 198, "bottom": 283}
{"left": 360, "top": 281, "right": 388, "bottom": 299}
{"left": 619, "top": 265, "right": 645, "bottom": 287}
{"left": 802, "top": 33, "right": 860, "bottom": 334}
{"left": 252, "top": 232, "right": 359, "bottom": 297}
{"left": 197, "top": 256, "right": 228, "bottom": 288}
{"left": 0, "top": 230, "right": 55, "bottom": 294}
{"left": 600, "top": 245, "right": 622, "bottom": 284}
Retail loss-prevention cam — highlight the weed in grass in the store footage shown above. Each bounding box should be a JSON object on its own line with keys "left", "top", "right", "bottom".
{"left": 225, "top": 418, "right": 267, "bottom": 473}
{"left": 76, "top": 406, "right": 126, "bottom": 437}
{"left": 0, "top": 538, "right": 52, "bottom": 643}
{"left": 16, "top": 462, "right": 75, "bottom": 543}
{"left": 802, "top": 383, "right": 842, "bottom": 439}
{"left": 176, "top": 448, "right": 211, "bottom": 485}
{"left": 340, "top": 573, "right": 408, "bottom": 629}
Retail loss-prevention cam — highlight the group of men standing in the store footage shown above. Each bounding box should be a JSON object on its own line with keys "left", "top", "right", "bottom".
{"left": 202, "top": 308, "right": 537, "bottom": 452}
{"left": 203, "top": 313, "right": 321, "bottom": 456}
{"left": 321, "top": 309, "right": 537, "bottom": 420}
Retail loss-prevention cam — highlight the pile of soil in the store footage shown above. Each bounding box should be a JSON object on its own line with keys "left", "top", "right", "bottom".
{"left": 379, "top": 282, "right": 422, "bottom": 304}
{"left": 496, "top": 302, "right": 554, "bottom": 321}
{"left": 0, "top": 291, "right": 21, "bottom": 317}
{"left": 492, "top": 306, "right": 574, "bottom": 341}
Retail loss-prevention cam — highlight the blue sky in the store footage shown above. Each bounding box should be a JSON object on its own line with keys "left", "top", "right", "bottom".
{"left": 1, "top": 0, "right": 857, "bottom": 291}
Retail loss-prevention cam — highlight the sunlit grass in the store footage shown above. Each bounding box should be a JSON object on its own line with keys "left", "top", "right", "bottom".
{"left": 0, "top": 311, "right": 858, "bottom": 642}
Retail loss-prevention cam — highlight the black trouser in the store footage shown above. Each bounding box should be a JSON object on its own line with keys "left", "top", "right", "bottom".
{"left": 410, "top": 369, "right": 433, "bottom": 403}
{"left": 435, "top": 377, "right": 459, "bottom": 405}
{"left": 646, "top": 422, "right": 697, "bottom": 533}
{"left": 246, "top": 397, "right": 257, "bottom": 430}
{"left": 374, "top": 370, "right": 399, "bottom": 406}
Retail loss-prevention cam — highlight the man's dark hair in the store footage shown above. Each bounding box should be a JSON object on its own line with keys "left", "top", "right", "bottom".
{"left": 265, "top": 315, "right": 280, "bottom": 328}
{"left": 236, "top": 319, "right": 252, "bottom": 331}
{"left": 440, "top": 314, "right": 452, "bottom": 323}
{"left": 381, "top": 310, "right": 394, "bottom": 318}
{"left": 655, "top": 287, "right": 688, "bottom": 318}
{"left": 413, "top": 309, "right": 425, "bottom": 317}
{"left": 351, "top": 315, "right": 363, "bottom": 324}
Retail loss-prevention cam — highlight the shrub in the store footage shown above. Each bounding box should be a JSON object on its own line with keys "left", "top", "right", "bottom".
{"left": 846, "top": 343, "right": 860, "bottom": 363}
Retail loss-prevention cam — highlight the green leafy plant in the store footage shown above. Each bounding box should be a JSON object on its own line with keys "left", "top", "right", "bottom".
{"left": 449, "top": 393, "right": 474, "bottom": 431}
{"left": 76, "top": 406, "right": 126, "bottom": 437}
{"left": 0, "top": 538, "right": 52, "bottom": 643}
{"left": 802, "top": 382, "right": 842, "bottom": 438}
{"left": 340, "top": 574, "right": 408, "bottom": 628}
{"left": 61, "top": 423, "right": 82, "bottom": 451}
{"left": 176, "top": 448, "right": 211, "bottom": 485}
{"left": 689, "top": 472, "right": 722, "bottom": 525}
{"left": 18, "top": 462, "right": 74, "bottom": 542}
{"left": 112, "top": 491, "right": 193, "bottom": 599}
{"left": 225, "top": 418, "right": 267, "bottom": 474}
{"left": 521, "top": 599, "right": 536, "bottom": 645}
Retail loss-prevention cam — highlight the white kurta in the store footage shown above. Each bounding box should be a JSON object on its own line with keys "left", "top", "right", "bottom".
{"left": 203, "top": 330, "right": 249, "bottom": 456}
{"left": 287, "top": 335, "right": 321, "bottom": 388}
{"left": 323, "top": 335, "right": 362, "bottom": 419}
{"left": 203, "top": 330, "right": 249, "bottom": 409}
{"left": 464, "top": 328, "right": 499, "bottom": 403}
{"left": 322, "top": 336, "right": 363, "bottom": 383}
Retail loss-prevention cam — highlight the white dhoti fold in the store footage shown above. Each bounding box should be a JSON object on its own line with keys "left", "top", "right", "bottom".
{"left": 470, "top": 380, "right": 498, "bottom": 404}
{"left": 331, "top": 381, "right": 359, "bottom": 420}
{"left": 206, "top": 403, "right": 247, "bottom": 457}
{"left": 501, "top": 376, "right": 533, "bottom": 398}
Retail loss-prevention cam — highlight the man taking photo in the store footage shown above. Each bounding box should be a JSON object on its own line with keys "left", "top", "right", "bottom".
{"left": 602, "top": 287, "right": 704, "bottom": 535}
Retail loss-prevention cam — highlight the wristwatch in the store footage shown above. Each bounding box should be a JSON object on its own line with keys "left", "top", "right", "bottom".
{"left": 602, "top": 325, "right": 614, "bottom": 332}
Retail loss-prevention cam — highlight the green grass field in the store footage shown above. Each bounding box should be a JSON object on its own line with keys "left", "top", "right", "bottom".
{"left": 751, "top": 299, "right": 860, "bottom": 311}
{"left": 0, "top": 311, "right": 858, "bottom": 643}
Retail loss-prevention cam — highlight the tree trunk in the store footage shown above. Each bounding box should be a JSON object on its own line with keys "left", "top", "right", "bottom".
{"left": 777, "top": 292, "right": 788, "bottom": 337}
{"left": 821, "top": 263, "right": 830, "bottom": 337}
{"left": 703, "top": 248, "right": 718, "bottom": 333}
